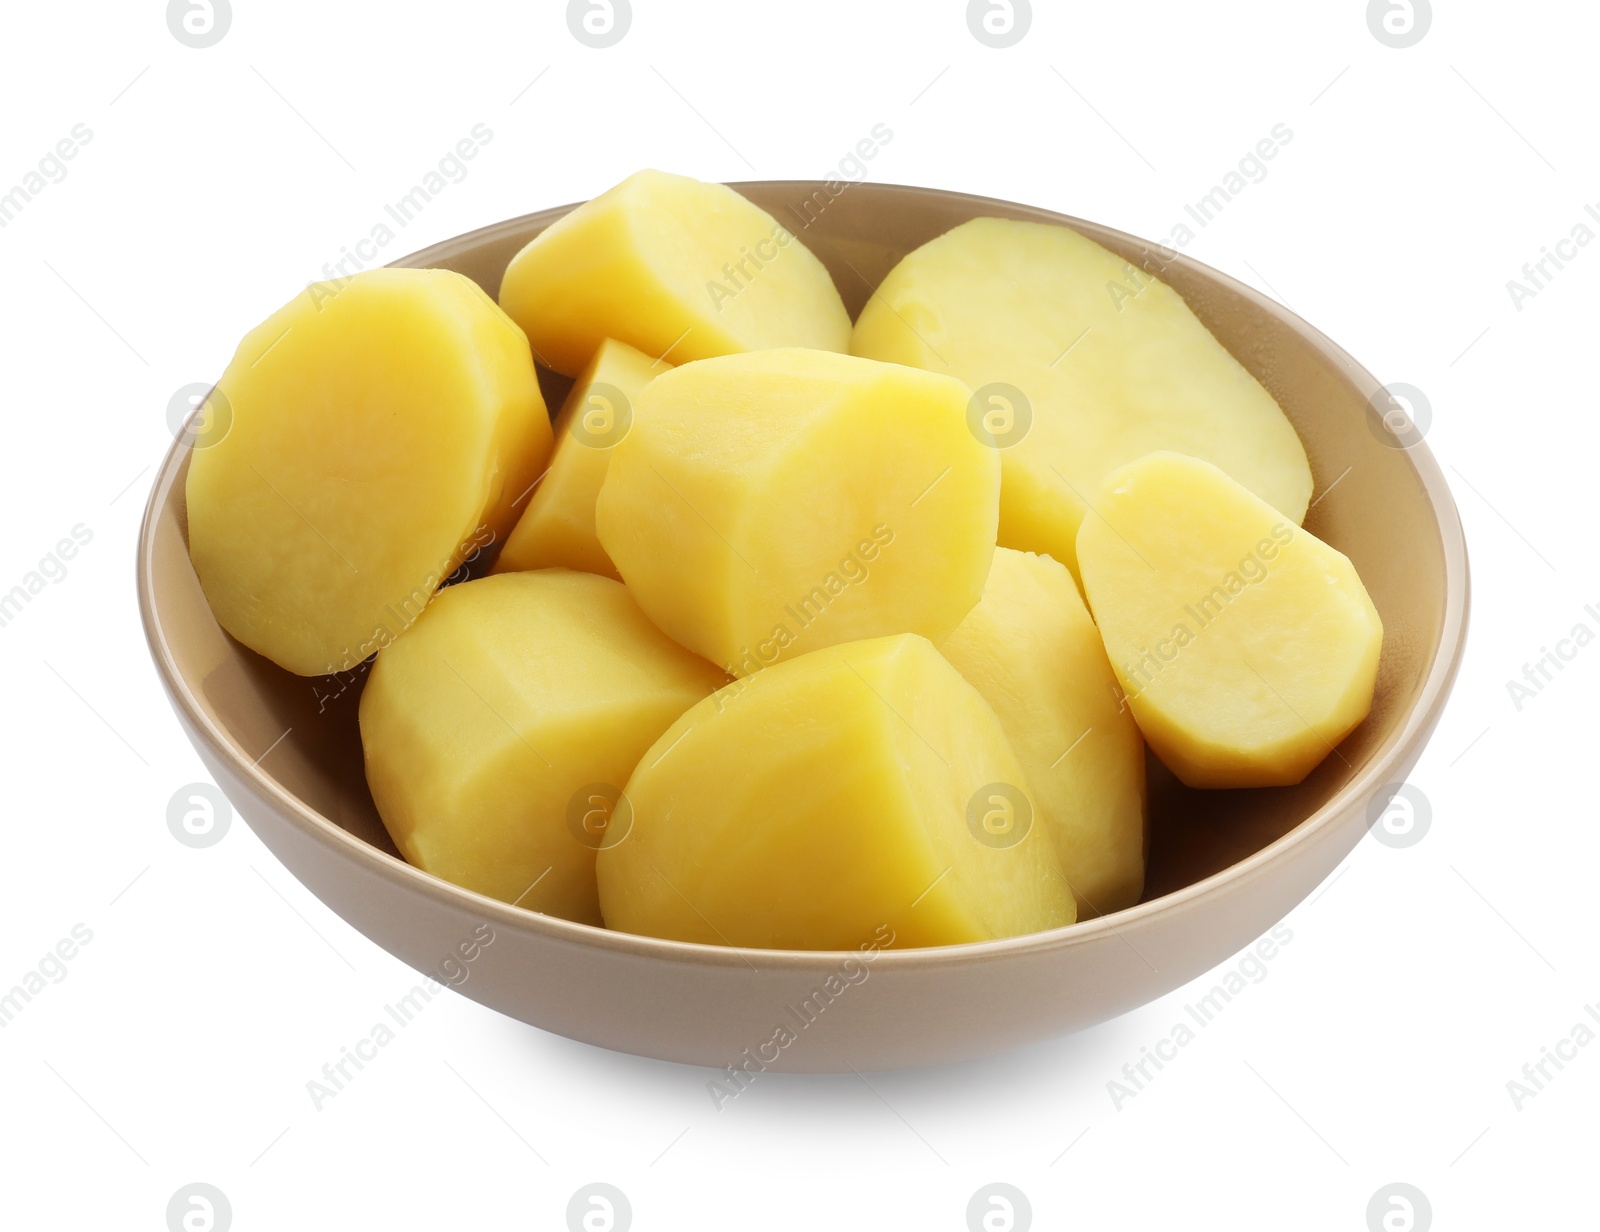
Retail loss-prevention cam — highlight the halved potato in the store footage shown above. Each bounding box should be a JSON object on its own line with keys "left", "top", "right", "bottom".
{"left": 595, "top": 348, "right": 998, "bottom": 675}
{"left": 597, "top": 634, "right": 1076, "bottom": 949}
{"left": 498, "top": 169, "right": 851, "bottom": 375}
{"left": 186, "top": 267, "right": 549, "bottom": 676}
{"left": 359, "top": 570, "right": 727, "bottom": 924}
{"left": 495, "top": 338, "right": 667, "bottom": 580}
{"left": 1077, "top": 452, "right": 1382, "bottom": 788}
{"left": 940, "top": 548, "right": 1147, "bottom": 916}
{"left": 851, "top": 217, "right": 1312, "bottom": 581}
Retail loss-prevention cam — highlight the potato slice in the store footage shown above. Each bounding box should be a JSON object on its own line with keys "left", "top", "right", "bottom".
{"left": 851, "top": 217, "right": 1311, "bottom": 580}
{"left": 596, "top": 634, "right": 1075, "bottom": 949}
{"left": 595, "top": 348, "right": 998, "bottom": 675}
{"left": 498, "top": 169, "right": 852, "bottom": 375}
{"left": 495, "top": 339, "right": 666, "bottom": 580}
{"left": 359, "top": 570, "right": 727, "bottom": 924}
{"left": 186, "top": 267, "right": 550, "bottom": 676}
{"left": 940, "top": 548, "right": 1147, "bottom": 917}
{"left": 1077, "top": 452, "right": 1382, "bottom": 788}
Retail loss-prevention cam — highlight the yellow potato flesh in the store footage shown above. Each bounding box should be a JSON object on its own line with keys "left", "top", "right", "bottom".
{"left": 940, "top": 548, "right": 1147, "bottom": 917}
{"left": 186, "top": 267, "right": 550, "bottom": 676}
{"left": 498, "top": 169, "right": 852, "bottom": 375}
{"left": 359, "top": 570, "right": 727, "bottom": 924}
{"left": 597, "top": 634, "right": 1075, "bottom": 950}
{"left": 495, "top": 339, "right": 667, "bottom": 581}
{"left": 1077, "top": 452, "right": 1383, "bottom": 789}
{"left": 595, "top": 348, "right": 998, "bottom": 675}
{"left": 850, "top": 217, "right": 1312, "bottom": 581}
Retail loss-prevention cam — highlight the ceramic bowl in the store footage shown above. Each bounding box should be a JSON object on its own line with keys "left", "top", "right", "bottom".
{"left": 137, "top": 181, "right": 1469, "bottom": 1071}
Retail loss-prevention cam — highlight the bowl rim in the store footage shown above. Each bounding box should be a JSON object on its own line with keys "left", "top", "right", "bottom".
{"left": 137, "top": 179, "right": 1471, "bottom": 973}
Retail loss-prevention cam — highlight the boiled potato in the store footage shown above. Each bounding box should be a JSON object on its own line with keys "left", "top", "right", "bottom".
{"left": 851, "top": 217, "right": 1311, "bottom": 581}
{"left": 597, "top": 634, "right": 1075, "bottom": 949}
{"left": 1077, "top": 452, "right": 1382, "bottom": 788}
{"left": 360, "top": 570, "right": 727, "bottom": 924}
{"left": 495, "top": 338, "right": 666, "bottom": 580}
{"left": 940, "top": 548, "right": 1147, "bottom": 917}
{"left": 187, "top": 267, "right": 550, "bottom": 676}
{"left": 595, "top": 348, "right": 998, "bottom": 675}
{"left": 498, "top": 169, "right": 851, "bottom": 375}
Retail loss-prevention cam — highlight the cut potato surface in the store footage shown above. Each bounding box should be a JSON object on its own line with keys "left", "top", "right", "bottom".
{"left": 1077, "top": 452, "right": 1382, "bottom": 789}
{"left": 595, "top": 348, "right": 998, "bottom": 675}
{"left": 851, "top": 216, "right": 1312, "bottom": 580}
{"left": 940, "top": 548, "right": 1147, "bottom": 917}
{"left": 596, "top": 634, "right": 1076, "bottom": 949}
{"left": 186, "top": 266, "right": 550, "bottom": 676}
{"left": 495, "top": 338, "right": 667, "bottom": 580}
{"left": 360, "top": 570, "right": 727, "bottom": 924}
{"left": 498, "top": 169, "right": 852, "bottom": 375}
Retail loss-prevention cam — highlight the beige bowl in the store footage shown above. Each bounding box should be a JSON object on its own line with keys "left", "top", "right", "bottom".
{"left": 137, "top": 182, "right": 1468, "bottom": 1072}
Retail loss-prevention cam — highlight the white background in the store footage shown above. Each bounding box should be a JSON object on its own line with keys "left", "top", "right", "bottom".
{"left": 0, "top": 1, "right": 1593, "bottom": 1228}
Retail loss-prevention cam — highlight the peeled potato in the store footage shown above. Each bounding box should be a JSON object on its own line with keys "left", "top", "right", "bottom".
{"left": 186, "top": 267, "right": 550, "bottom": 676}
{"left": 498, "top": 169, "right": 852, "bottom": 375}
{"left": 495, "top": 338, "right": 666, "bottom": 581}
{"left": 359, "top": 570, "right": 727, "bottom": 924}
{"left": 1077, "top": 452, "right": 1382, "bottom": 789}
{"left": 940, "top": 548, "right": 1147, "bottom": 916}
{"left": 851, "top": 217, "right": 1312, "bottom": 580}
{"left": 595, "top": 348, "right": 998, "bottom": 675}
{"left": 597, "top": 634, "right": 1075, "bottom": 949}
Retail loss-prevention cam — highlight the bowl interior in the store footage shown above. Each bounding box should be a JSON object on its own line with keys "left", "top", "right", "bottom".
{"left": 144, "top": 181, "right": 1456, "bottom": 921}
